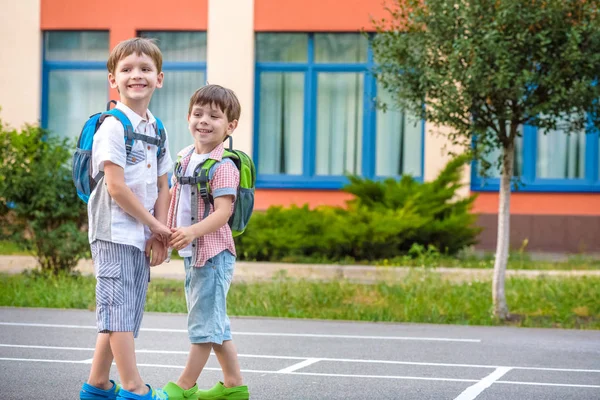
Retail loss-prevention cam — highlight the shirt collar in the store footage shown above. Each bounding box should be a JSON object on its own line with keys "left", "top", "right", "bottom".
{"left": 208, "top": 142, "right": 225, "bottom": 162}
{"left": 115, "top": 101, "right": 156, "bottom": 131}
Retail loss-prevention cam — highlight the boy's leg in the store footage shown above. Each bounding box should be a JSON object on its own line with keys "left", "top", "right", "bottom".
{"left": 177, "top": 343, "right": 213, "bottom": 389}
{"left": 110, "top": 332, "right": 147, "bottom": 394}
{"left": 114, "top": 241, "right": 152, "bottom": 394}
{"left": 212, "top": 340, "right": 243, "bottom": 387}
{"left": 93, "top": 240, "right": 151, "bottom": 395}
{"left": 87, "top": 333, "right": 114, "bottom": 390}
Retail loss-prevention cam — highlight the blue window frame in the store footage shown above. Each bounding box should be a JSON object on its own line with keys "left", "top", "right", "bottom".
{"left": 41, "top": 31, "right": 109, "bottom": 142}
{"left": 140, "top": 31, "right": 207, "bottom": 159}
{"left": 471, "top": 121, "right": 600, "bottom": 192}
{"left": 254, "top": 33, "right": 425, "bottom": 189}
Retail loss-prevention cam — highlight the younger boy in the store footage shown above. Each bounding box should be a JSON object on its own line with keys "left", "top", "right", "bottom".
{"left": 79, "top": 38, "right": 172, "bottom": 400}
{"left": 162, "top": 85, "right": 249, "bottom": 400}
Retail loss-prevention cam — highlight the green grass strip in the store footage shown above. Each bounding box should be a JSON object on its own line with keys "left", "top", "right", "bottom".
{"left": 1, "top": 271, "right": 598, "bottom": 329}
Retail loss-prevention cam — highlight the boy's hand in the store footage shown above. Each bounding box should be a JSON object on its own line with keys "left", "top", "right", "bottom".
{"left": 169, "top": 226, "right": 196, "bottom": 251}
{"left": 150, "top": 221, "right": 171, "bottom": 242}
{"left": 145, "top": 235, "right": 167, "bottom": 267}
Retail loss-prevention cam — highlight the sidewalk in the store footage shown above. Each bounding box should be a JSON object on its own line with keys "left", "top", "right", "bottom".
{"left": 1, "top": 255, "right": 599, "bottom": 284}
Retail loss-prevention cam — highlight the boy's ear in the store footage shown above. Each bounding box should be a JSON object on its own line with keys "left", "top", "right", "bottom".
{"left": 156, "top": 71, "right": 164, "bottom": 89}
{"left": 227, "top": 120, "right": 238, "bottom": 135}
{"left": 108, "top": 73, "right": 118, "bottom": 89}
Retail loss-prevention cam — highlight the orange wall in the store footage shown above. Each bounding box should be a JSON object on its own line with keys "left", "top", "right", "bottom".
{"left": 255, "top": 189, "right": 354, "bottom": 210}
{"left": 473, "top": 192, "right": 600, "bottom": 216}
{"left": 256, "top": 189, "right": 600, "bottom": 216}
{"left": 41, "top": 0, "right": 208, "bottom": 48}
{"left": 254, "top": 0, "right": 387, "bottom": 31}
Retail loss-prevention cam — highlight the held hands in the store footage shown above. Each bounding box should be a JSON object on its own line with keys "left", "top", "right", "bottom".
{"left": 150, "top": 221, "right": 171, "bottom": 245}
{"left": 169, "top": 226, "right": 196, "bottom": 251}
{"left": 145, "top": 234, "right": 167, "bottom": 267}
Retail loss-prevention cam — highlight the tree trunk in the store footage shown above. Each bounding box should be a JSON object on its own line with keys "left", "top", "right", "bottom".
{"left": 492, "top": 141, "right": 514, "bottom": 320}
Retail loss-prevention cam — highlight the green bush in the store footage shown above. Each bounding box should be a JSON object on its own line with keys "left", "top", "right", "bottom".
{"left": 236, "top": 155, "right": 481, "bottom": 262}
{"left": 0, "top": 119, "right": 89, "bottom": 274}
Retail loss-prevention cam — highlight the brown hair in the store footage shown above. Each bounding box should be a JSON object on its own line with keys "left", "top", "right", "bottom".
{"left": 106, "top": 37, "right": 163, "bottom": 74}
{"left": 188, "top": 85, "right": 241, "bottom": 122}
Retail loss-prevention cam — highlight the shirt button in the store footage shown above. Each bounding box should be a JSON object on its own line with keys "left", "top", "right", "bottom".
{"left": 191, "top": 217, "right": 195, "bottom": 221}
{"left": 192, "top": 244, "right": 195, "bottom": 247}
{"left": 131, "top": 157, "right": 136, "bottom": 162}
{"left": 147, "top": 146, "right": 151, "bottom": 150}
{"left": 147, "top": 164, "right": 151, "bottom": 168}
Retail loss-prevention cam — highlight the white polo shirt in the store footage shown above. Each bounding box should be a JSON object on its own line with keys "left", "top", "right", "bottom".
{"left": 88, "top": 102, "right": 173, "bottom": 251}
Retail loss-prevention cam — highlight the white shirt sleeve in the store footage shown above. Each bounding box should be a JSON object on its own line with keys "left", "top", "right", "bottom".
{"left": 157, "top": 129, "right": 174, "bottom": 177}
{"left": 92, "top": 116, "right": 127, "bottom": 174}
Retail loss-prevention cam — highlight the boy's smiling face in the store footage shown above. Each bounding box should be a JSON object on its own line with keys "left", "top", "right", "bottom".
{"left": 108, "top": 52, "right": 163, "bottom": 111}
{"left": 188, "top": 103, "right": 238, "bottom": 154}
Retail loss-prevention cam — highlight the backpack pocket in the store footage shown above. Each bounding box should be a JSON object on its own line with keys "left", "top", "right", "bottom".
{"left": 72, "top": 149, "right": 93, "bottom": 202}
{"left": 230, "top": 186, "right": 254, "bottom": 236}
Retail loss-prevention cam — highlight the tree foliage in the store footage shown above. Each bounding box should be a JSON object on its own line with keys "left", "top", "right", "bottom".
{"left": 372, "top": 0, "right": 600, "bottom": 161}
{"left": 0, "top": 119, "right": 89, "bottom": 274}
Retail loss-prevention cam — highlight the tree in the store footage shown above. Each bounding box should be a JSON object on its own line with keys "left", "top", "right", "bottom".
{"left": 371, "top": 0, "right": 600, "bottom": 319}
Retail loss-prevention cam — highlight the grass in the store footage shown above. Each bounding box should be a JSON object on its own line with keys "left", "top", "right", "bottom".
{"left": 0, "top": 240, "right": 30, "bottom": 256}
{"left": 2, "top": 270, "right": 598, "bottom": 329}
{"left": 2, "top": 240, "right": 598, "bottom": 270}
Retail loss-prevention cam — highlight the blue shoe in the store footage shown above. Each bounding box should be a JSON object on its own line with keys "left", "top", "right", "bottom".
{"left": 80, "top": 380, "right": 121, "bottom": 399}
{"left": 117, "top": 384, "right": 168, "bottom": 400}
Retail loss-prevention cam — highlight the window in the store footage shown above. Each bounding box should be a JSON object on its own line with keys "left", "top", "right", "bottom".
{"left": 140, "top": 32, "right": 207, "bottom": 159}
{"left": 42, "top": 31, "right": 109, "bottom": 142}
{"left": 254, "top": 33, "right": 424, "bottom": 189}
{"left": 471, "top": 121, "right": 600, "bottom": 192}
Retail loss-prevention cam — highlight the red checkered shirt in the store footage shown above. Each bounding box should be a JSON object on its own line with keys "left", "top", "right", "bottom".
{"left": 167, "top": 143, "right": 238, "bottom": 267}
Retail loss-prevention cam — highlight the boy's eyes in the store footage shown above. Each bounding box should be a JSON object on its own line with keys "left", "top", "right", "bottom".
{"left": 192, "top": 112, "right": 221, "bottom": 119}
{"left": 119, "top": 67, "right": 153, "bottom": 72}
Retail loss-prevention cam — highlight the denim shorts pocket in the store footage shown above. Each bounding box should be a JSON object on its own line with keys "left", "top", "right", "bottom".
{"left": 96, "top": 260, "right": 124, "bottom": 306}
{"left": 217, "top": 253, "right": 235, "bottom": 285}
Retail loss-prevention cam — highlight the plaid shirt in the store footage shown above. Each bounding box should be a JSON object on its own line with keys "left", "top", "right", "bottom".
{"left": 167, "top": 143, "right": 238, "bottom": 267}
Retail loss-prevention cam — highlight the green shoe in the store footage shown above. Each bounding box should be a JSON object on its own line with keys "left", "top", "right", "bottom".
{"left": 196, "top": 382, "right": 249, "bottom": 400}
{"left": 162, "top": 381, "right": 199, "bottom": 400}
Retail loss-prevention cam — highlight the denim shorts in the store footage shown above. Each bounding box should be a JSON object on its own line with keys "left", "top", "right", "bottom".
{"left": 184, "top": 250, "right": 235, "bottom": 344}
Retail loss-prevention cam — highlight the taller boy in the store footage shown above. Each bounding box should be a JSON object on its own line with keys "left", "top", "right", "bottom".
{"left": 80, "top": 38, "right": 172, "bottom": 400}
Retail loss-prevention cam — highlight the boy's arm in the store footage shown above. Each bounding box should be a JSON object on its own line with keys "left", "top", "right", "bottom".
{"left": 169, "top": 195, "right": 234, "bottom": 250}
{"left": 153, "top": 173, "right": 171, "bottom": 224}
{"left": 104, "top": 161, "right": 170, "bottom": 238}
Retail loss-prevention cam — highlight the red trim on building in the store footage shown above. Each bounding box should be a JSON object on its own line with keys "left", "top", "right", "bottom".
{"left": 472, "top": 192, "right": 600, "bottom": 216}
{"left": 254, "top": 0, "right": 386, "bottom": 32}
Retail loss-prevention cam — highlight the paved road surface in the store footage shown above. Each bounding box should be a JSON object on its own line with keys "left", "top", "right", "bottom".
{"left": 0, "top": 307, "right": 599, "bottom": 399}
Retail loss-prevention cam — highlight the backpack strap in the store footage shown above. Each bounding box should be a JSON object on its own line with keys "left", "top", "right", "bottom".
{"left": 100, "top": 109, "right": 166, "bottom": 159}
{"left": 99, "top": 109, "right": 136, "bottom": 156}
{"left": 154, "top": 117, "right": 167, "bottom": 160}
{"left": 199, "top": 157, "right": 238, "bottom": 219}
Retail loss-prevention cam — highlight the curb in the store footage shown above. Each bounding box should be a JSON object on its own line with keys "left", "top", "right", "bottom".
{"left": 1, "top": 255, "right": 599, "bottom": 284}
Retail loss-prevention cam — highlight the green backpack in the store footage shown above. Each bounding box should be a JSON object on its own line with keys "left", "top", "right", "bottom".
{"left": 174, "top": 137, "right": 255, "bottom": 236}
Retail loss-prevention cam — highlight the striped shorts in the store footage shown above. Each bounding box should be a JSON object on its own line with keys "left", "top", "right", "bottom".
{"left": 91, "top": 240, "right": 150, "bottom": 338}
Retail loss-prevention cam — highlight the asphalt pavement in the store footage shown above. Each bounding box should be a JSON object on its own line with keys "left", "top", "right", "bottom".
{"left": 1, "top": 307, "right": 599, "bottom": 399}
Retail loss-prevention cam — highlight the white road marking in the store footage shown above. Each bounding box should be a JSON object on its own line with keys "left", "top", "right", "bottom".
{"left": 1, "top": 343, "right": 599, "bottom": 373}
{"left": 278, "top": 358, "right": 321, "bottom": 373}
{"left": 0, "top": 322, "right": 481, "bottom": 342}
{"left": 1, "top": 357, "right": 599, "bottom": 389}
{"left": 454, "top": 367, "right": 512, "bottom": 400}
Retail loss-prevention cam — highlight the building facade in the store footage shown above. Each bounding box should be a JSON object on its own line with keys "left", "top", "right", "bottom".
{"left": 2, "top": 0, "right": 599, "bottom": 252}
